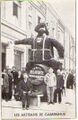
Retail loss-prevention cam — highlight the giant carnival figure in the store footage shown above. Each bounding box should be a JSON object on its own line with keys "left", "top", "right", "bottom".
{"left": 15, "top": 23, "right": 64, "bottom": 101}
{"left": 15, "top": 23, "right": 64, "bottom": 73}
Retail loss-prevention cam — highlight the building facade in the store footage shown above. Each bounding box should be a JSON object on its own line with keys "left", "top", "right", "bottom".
{"left": 46, "top": 3, "right": 75, "bottom": 72}
{"left": 1, "top": 0, "right": 46, "bottom": 71}
{"left": 1, "top": 0, "right": 75, "bottom": 72}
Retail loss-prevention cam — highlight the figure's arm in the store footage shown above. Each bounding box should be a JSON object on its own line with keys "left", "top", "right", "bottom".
{"left": 15, "top": 38, "right": 33, "bottom": 45}
{"left": 50, "top": 45, "right": 54, "bottom": 57}
{"left": 49, "top": 38, "right": 64, "bottom": 58}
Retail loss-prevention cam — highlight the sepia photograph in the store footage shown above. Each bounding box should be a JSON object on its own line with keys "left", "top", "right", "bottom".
{"left": 0, "top": 0, "right": 76, "bottom": 119}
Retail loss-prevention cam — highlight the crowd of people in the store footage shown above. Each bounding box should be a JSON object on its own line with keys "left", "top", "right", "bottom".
{"left": 1, "top": 66, "right": 24, "bottom": 101}
{"left": 1, "top": 66, "right": 75, "bottom": 110}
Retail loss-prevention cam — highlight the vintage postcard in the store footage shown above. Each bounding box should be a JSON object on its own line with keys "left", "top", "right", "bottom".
{"left": 0, "top": 0, "right": 76, "bottom": 119}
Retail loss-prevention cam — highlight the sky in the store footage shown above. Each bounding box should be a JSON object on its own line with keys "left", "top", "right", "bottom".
{"left": 46, "top": 0, "right": 75, "bottom": 38}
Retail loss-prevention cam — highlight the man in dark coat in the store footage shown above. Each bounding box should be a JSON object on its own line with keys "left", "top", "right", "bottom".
{"left": 11, "top": 66, "right": 18, "bottom": 88}
{"left": 7, "top": 68, "right": 13, "bottom": 100}
{"left": 18, "top": 72, "right": 33, "bottom": 110}
{"left": 2, "top": 69, "right": 9, "bottom": 101}
{"left": 15, "top": 23, "right": 64, "bottom": 73}
{"left": 66, "top": 70, "right": 74, "bottom": 89}
{"left": 54, "top": 69, "right": 64, "bottom": 103}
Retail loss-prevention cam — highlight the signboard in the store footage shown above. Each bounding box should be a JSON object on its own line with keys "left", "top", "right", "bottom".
{"left": 29, "top": 65, "right": 45, "bottom": 85}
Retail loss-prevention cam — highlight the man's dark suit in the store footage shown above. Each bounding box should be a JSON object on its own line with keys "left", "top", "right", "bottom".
{"left": 54, "top": 75, "right": 64, "bottom": 103}
{"left": 18, "top": 79, "right": 32, "bottom": 108}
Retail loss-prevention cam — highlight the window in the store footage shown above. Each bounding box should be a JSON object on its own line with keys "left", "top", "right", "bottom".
{"left": 2, "top": 44, "right": 6, "bottom": 71}
{"left": 28, "top": 14, "right": 32, "bottom": 22}
{"left": 13, "top": 1, "right": 21, "bottom": 18}
{"left": 52, "top": 28, "right": 55, "bottom": 37}
{"left": 28, "top": 14, "right": 32, "bottom": 29}
{"left": 13, "top": 2, "right": 18, "bottom": 17}
{"left": 14, "top": 50, "right": 22, "bottom": 71}
{"left": 57, "top": 26, "right": 64, "bottom": 46}
{"left": 1, "top": 2, "right": 6, "bottom": 19}
{"left": 28, "top": 49, "right": 32, "bottom": 61}
{"left": 38, "top": 16, "right": 41, "bottom": 24}
{"left": 28, "top": 4, "right": 33, "bottom": 11}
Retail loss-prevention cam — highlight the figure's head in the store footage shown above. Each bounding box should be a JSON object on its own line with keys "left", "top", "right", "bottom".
{"left": 18, "top": 70, "right": 21, "bottom": 75}
{"left": 57, "top": 69, "right": 61, "bottom": 75}
{"left": 3, "top": 69, "right": 7, "bottom": 73}
{"left": 35, "top": 23, "right": 49, "bottom": 36}
{"left": 38, "top": 27, "right": 46, "bottom": 35}
{"left": 12, "top": 66, "right": 16, "bottom": 71}
{"left": 48, "top": 67, "right": 53, "bottom": 74}
{"left": 8, "top": 68, "right": 12, "bottom": 74}
{"left": 70, "top": 70, "right": 74, "bottom": 74}
{"left": 6, "top": 66, "right": 9, "bottom": 70}
{"left": 23, "top": 72, "right": 28, "bottom": 82}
